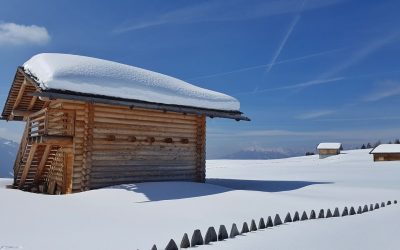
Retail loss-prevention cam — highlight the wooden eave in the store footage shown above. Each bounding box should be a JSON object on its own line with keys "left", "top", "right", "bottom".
{"left": 1, "top": 67, "right": 46, "bottom": 121}
{"left": 33, "top": 90, "right": 250, "bottom": 121}
{"left": 3, "top": 66, "right": 250, "bottom": 121}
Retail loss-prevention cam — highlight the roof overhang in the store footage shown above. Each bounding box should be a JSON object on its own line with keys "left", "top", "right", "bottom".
{"left": 32, "top": 90, "right": 250, "bottom": 121}
{"left": 2, "top": 66, "right": 250, "bottom": 121}
{"left": 1, "top": 67, "right": 45, "bottom": 121}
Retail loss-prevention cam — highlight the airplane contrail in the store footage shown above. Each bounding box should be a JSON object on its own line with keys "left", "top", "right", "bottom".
{"left": 187, "top": 48, "right": 343, "bottom": 81}
{"left": 266, "top": 14, "right": 301, "bottom": 73}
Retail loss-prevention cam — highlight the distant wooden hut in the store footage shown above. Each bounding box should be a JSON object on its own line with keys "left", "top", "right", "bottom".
{"left": 1, "top": 53, "right": 249, "bottom": 194}
{"left": 370, "top": 144, "right": 400, "bottom": 161}
{"left": 317, "top": 143, "right": 342, "bottom": 159}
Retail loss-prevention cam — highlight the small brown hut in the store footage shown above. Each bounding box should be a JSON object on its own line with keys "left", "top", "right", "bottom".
{"left": 370, "top": 144, "right": 400, "bottom": 161}
{"left": 1, "top": 53, "right": 249, "bottom": 194}
{"left": 317, "top": 142, "right": 342, "bottom": 159}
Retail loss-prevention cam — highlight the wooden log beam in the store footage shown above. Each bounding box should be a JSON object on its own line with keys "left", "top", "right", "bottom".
{"left": 9, "top": 78, "right": 28, "bottom": 120}
{"left": 11, "top": 109, "right": 34, "bottom": 117}
{"left": 29, "top": 135, "right": 73, "bottom": 145}
{"left": 27, "top": 96, "right": 38, "bottom": 111}
{"left": 18, "top": 144, "right": 38, "bottom": 189}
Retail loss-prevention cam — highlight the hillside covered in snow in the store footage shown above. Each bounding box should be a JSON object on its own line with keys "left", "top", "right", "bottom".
{"left": 0, "top": 149, "right": 399, "bottom": 250}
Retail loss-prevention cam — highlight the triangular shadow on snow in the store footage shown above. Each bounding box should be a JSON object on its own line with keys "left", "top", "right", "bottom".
{"left": 207, "top": 178, "right": 333, "bottom": 192}
{"left": 106, "top": 181, "right": 232, "bottom": 202}
{"left": 105, "top": 179, "right": 332, "bottom": 202}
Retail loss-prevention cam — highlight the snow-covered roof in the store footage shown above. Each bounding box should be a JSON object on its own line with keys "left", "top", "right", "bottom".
{"left": 370, "top": 144, "right": 400, "bottom": 154}
{"left": 22, "top": 53, "right": 240, "bottom": 111}
{"left": 317, "top": 143, "right": 342, "bottom": 150}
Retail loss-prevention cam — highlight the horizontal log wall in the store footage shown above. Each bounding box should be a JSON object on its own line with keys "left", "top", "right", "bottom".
{"left": 90, "top": 104, "right": 202, "bottom": 189}
{"left": 373, "top": 153, "right": 400, "bottom": 161}
{"left": 48, "top": 101, "right": 86, "bottom": 192}
{"left": 49, "top": 100, "right": 206, "bottom": 192}
{"left": 319, "top": 149, "right": 340, "bottom": 155}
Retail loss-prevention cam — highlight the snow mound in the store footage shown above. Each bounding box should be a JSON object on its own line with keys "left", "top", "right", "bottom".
{"left": 317, "top": 142, "right": 342, "bottom": 150}
{"left": 23, "top": 53, "right": 240, "bottom": 111}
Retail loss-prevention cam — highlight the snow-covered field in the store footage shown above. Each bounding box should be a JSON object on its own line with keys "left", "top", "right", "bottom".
{"left": 0, "top": 149, "right": 399, "bottom": 250}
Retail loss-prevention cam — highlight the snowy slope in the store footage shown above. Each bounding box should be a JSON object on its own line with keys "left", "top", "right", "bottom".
{"left": 23, "top": 53, "right": 240, "bottom": 111}
{"left": 200, "top": 204, "right": 400, "bottom": 250}
{"left": 0, "top": 149, "right": 399, "bottom": 250}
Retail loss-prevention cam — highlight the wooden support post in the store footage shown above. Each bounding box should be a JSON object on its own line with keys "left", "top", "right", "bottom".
{"left": 63, "top": 150, "right": 74, "bottom": 194}
{"left": 18, "top": 144, "right": 38, "bottom": 189}
{"left": 195, "top": 115, "right": 206, "bottom": 182}
{"left": 81, "top": 103, "right": 93, "bottom": 191}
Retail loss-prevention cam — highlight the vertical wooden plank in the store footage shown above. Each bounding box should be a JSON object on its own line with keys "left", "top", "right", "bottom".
{"left": 195, "top": 115, "right": 206, "bottom": 182}
{"left": 63, "top": 150, "right": 74, "bottom": 194}
{"left": 81, "top": 103, "right": 94, "bottom": 191}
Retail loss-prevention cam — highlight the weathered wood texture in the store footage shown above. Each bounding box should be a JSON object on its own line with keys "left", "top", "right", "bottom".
{"left": 1, "top": 68, "right": 45, "bottom": 121}
{"left": 318, "top": 149, "right": 340, "bottom": 155}
{"left": 33, "top": 100, "right": 207, "bottom": 192}
{"left": 373, "top": 153, "right": 400, "bottom": 161}
{"left": 11, "top": 96, "right": 207, "bottom": 193}
{"left": 88, "top": 103, "right": 204, "bottom": 189}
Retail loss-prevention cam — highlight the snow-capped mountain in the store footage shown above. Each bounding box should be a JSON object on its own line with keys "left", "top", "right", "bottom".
{"left": 223, "top": 146, "right": 302, "bottom": 159}
{"left": 0, "top": 138, "right": 18, "bottom": 178}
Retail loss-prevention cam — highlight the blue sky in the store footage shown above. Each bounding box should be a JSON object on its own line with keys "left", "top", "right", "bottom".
{"left": 0, "top": 0, "right": 399, "bottom": 158}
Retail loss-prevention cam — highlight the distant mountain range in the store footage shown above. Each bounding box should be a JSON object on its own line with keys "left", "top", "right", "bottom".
{"left": 223, "top": 146, "right": 303, "bottom": 160}
{"left": 0, "top": 138, "right": 18, "bottom": 178}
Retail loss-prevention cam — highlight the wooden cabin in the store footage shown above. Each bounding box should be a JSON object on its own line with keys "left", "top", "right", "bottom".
{"left": 1, "top": 53, "right": 249, "bottom": 194}
{"left": 317, "top": 142, "right": 342, "bottom": 159}
{"left": 370, "top": 144, "right": 400, "bottom": 162}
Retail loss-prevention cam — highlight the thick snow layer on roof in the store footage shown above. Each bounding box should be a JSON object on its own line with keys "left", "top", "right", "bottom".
{"left": 317, "top": 142, "right": 342, "bottom": 150}
{"left": 370, "top": 144, "right": 400, "bottom": 153}
{"left": 22, "top": 53, "right": 240, "bottom": 111}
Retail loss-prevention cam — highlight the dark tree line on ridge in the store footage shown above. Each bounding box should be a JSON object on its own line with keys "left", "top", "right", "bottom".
{"left": 360, "top": 138, "right": 400, "bottom": 149}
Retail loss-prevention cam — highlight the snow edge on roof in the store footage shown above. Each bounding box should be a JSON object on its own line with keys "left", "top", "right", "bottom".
{"left": 22, "top": 53, "right": 241, "bottom": 112}
{"left": 370, "top": 144, "right": 400, "bottom": 154}
{"left": 317, "top": 142, "right": 342, "bottom": 150}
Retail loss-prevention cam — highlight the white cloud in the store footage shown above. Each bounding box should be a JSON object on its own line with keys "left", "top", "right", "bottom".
{"left": 0, "top": 22, "right": 50, "bottom": 46}
{"left": 296, "top": 110, "right": 335, "bottom": 119}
